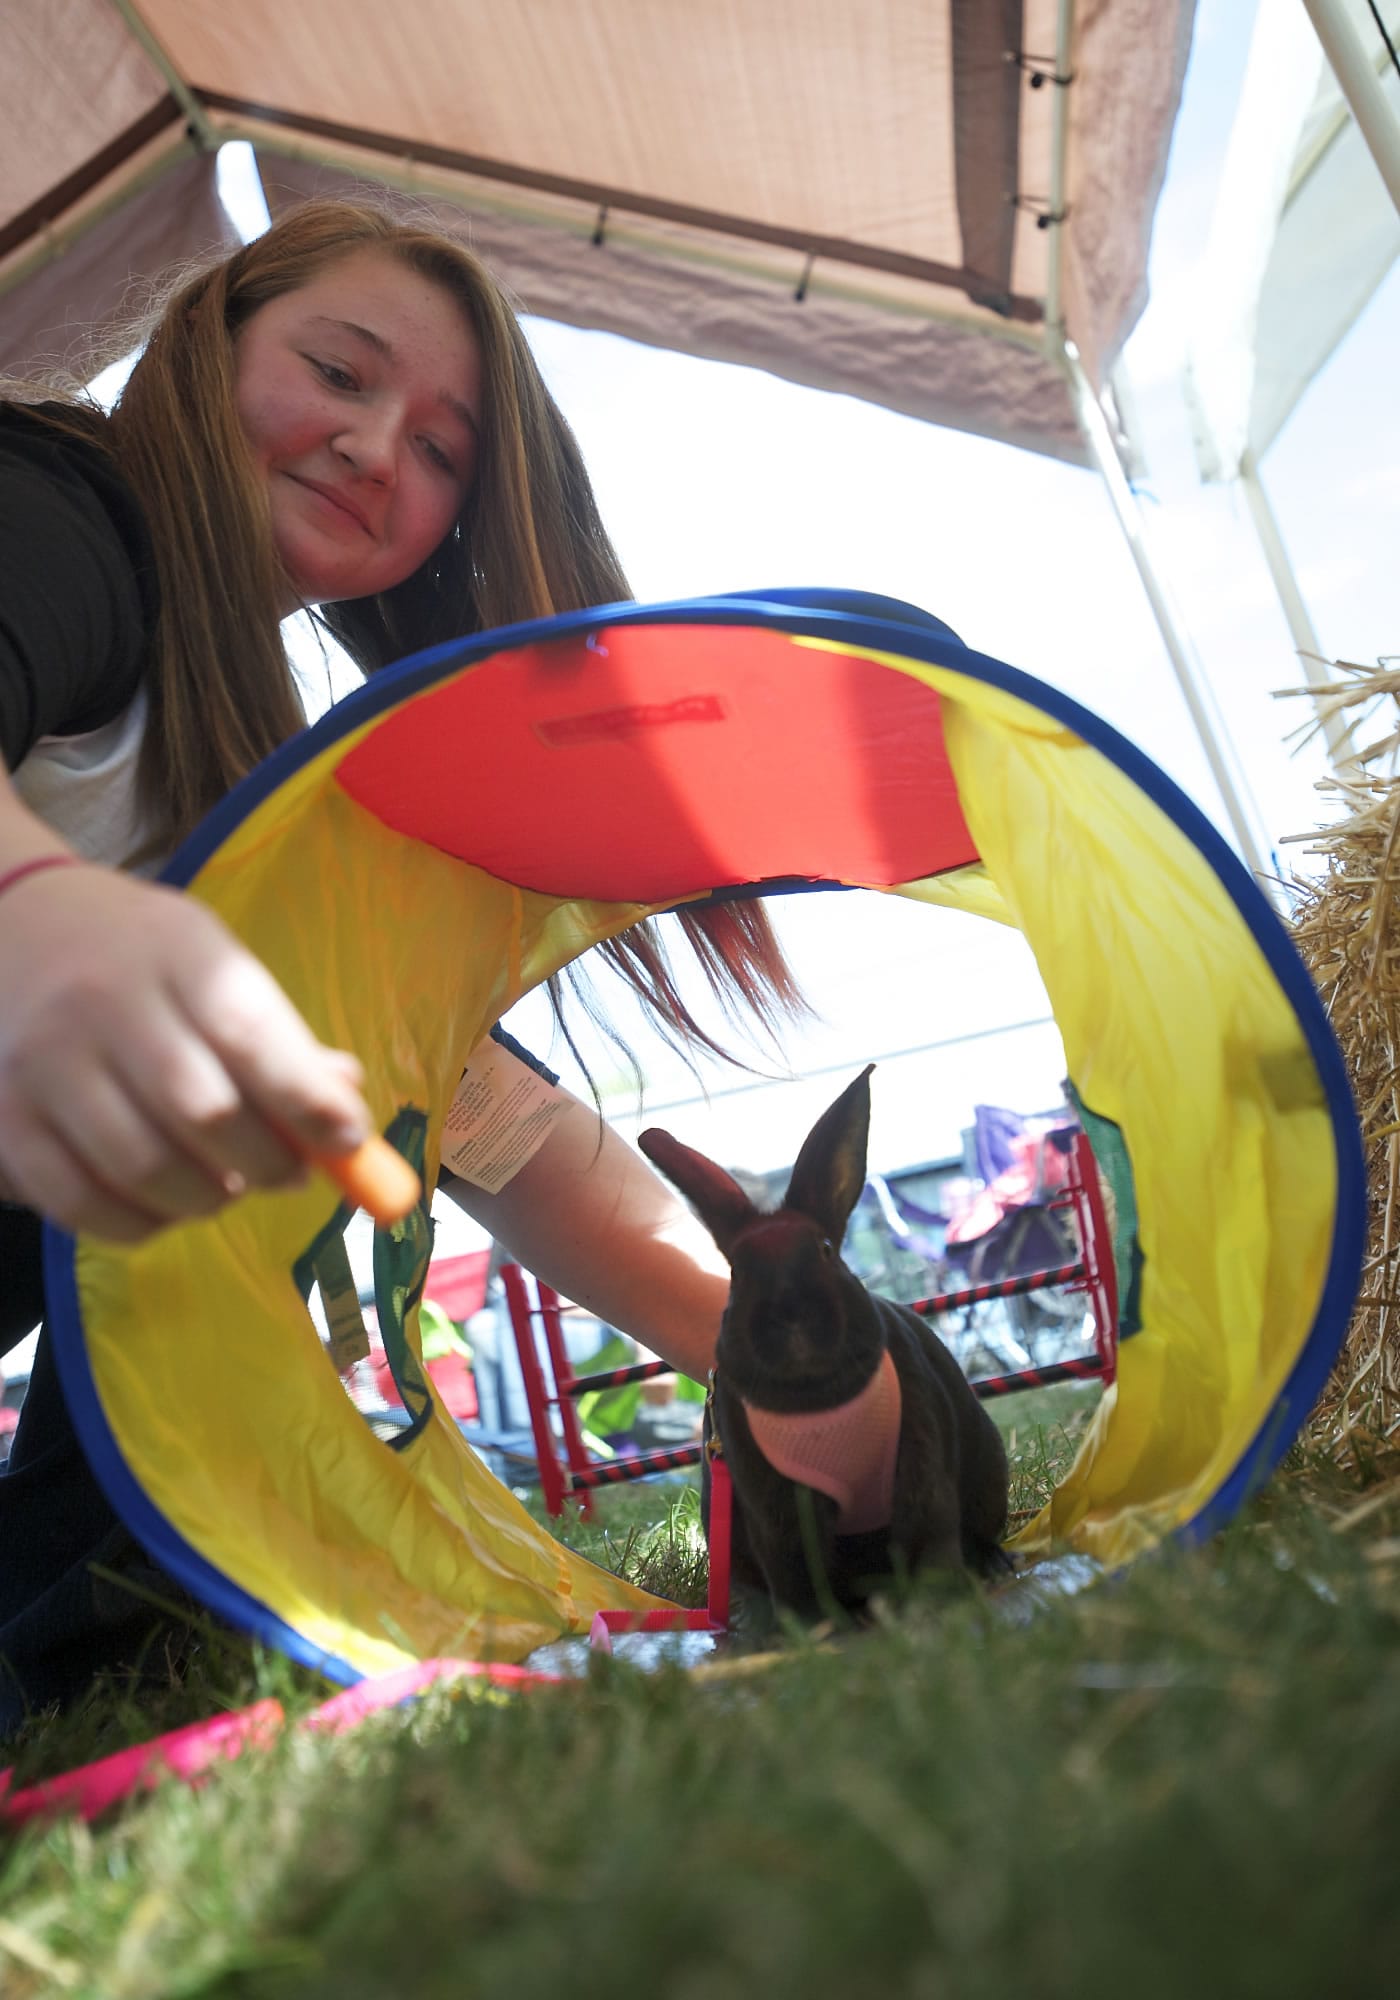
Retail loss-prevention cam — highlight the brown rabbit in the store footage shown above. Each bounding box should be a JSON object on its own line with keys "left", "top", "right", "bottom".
{"left": 638, "top": 1065, "right": 1010, "bottom": 1616}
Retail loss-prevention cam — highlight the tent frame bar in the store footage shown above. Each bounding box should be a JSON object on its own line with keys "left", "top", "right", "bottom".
{"left": 0, "top": 124, "right": 197, "bottom": 305}
{"left": 1238, "top": 448, "right": 1356, "bottom": 771}
{"left": 1225, "top": 0, "right": 1400, "bottom": 775}
{"left": 1041, "top": 8, "right": 1277, "bottom": 891}
{"left": 108, "top": 0, "right": 219, "bottom": 155}
{"left": 1043, "top": 0, "right": 1075, "bottom": 340}
{"left": 1300, "top": 0, "right": 1400, "bottom": 217}
{"left": 1059, "top": 337, "right": 1278, "bottom": 892}
{"left": 199, "top": 91, "right": 1045, "bottom": 321}
{"left": 0, "top": 97, "right": 183, "bottom": 264}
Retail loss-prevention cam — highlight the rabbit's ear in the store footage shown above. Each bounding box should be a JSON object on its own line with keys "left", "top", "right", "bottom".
{"left": 638, "top": 1127, "right": 757, "bottom": 1259}
{"left": 784, "top": 1063, "right": 875, "bottom": 1243}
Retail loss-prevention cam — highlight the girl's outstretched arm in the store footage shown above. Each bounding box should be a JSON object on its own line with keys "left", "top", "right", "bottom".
{"left": 441, "top": 1091, "right": 729, "bottom": 1384}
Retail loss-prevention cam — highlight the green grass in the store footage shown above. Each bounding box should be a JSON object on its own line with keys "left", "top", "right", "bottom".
{"left": 3, "top": 1385, "right": 1400, "bottom": 1998}
{"left": 994, "top": 1378, "right": 1100, "bottom": 1527}
{"left": 525, "top": 1477, "right": 712, "bottom": 1610}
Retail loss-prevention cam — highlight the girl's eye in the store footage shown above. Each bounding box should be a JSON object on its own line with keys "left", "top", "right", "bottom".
{"left": 310, "top": 357, "right": 357, "bottom": 391}
{"left": 420, "top": 438, "right": 458, "bottom": 476}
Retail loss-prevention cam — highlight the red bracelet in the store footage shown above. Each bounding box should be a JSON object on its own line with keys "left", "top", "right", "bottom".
{"left": 0, "top": 854, "right": 85, "bottom": 903}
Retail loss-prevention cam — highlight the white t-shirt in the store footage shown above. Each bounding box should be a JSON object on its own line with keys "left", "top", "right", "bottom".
{"left": 11, "top": 687, "right": 164, "bottom": 876}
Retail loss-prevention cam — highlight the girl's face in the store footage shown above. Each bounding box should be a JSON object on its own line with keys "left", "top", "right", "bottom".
{"left": 234, "top": 245, "right": 482, "bottom": 608}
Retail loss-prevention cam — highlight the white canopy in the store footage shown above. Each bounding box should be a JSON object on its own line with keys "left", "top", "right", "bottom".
{"left": 1186, "top": 0, "right": 1400, "bottom": 481}
{"left": 2, "top": 1, "right": 1195, "bottom": 465}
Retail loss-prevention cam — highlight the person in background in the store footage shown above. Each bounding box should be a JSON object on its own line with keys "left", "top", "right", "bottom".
{"left": 0, "top": 199, "right": 800, "bottom": 1724}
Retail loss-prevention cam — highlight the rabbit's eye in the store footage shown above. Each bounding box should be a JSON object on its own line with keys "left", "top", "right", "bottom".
{"left": 818, "top": 1237, "right": 836, "bottom": 1260}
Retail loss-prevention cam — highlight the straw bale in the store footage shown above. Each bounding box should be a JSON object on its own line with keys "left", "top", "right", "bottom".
{"left": 1282, "top": 658, "right": 1400, "bottom": 1461}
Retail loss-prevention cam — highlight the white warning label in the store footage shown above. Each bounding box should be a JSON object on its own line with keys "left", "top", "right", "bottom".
{"left": 441, "top": 1040, "right": 566, "bottom": 1194}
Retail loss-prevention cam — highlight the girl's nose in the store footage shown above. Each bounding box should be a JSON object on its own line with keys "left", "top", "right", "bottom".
{"left": 334, "top": 409, "right": 398, "bottom": 485}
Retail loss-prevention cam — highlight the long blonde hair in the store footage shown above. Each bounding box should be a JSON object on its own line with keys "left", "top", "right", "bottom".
{"left": 73, "top": 200, "right": 804, "bottom": 1056}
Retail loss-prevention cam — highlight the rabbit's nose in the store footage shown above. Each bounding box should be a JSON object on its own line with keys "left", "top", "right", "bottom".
{"left": 767, "top": 1311, "right": 829, "bottom": 1364}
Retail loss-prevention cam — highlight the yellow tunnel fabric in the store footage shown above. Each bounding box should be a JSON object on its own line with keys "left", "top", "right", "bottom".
{"left": 69, "top": 716, "right": 670, "bottom": 1680}
{"left": 52, "top": 603, "right": 1357, "bottom": 1679}
{"left": 883, "top": 652, "right": 1340, "bottom": 1567}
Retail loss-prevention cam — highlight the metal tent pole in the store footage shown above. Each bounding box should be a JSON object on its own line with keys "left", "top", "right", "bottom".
{"left": 1041, "top": 0, "right": 1277, "bottom": 893}
{"left": 1042, "top": 0, "right": 1076, "bottom": 340}
{"left": 1300, "top": 0, "right": 1400, "bottom": 217}
{"left": 1238, "top": 448, "right": 1356, "bottom": 770}
{"left": 1059, "top": 339, "right": 1279, "bottom": 893}
{"left": 107, "top": 0, "right": 219, "bottom": 154}
{"left": 1227, "top": 0, "right": 1400, "bottom": 774}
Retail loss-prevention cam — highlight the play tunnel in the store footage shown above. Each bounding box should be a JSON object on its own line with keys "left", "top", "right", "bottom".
{"left": 45, "top": 591, "right": 1365, "bottom": 1684}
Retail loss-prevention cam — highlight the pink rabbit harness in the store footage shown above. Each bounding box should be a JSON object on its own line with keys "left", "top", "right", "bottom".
{"left": 741, "top": 1349, "right": 902, "bottom": 1533}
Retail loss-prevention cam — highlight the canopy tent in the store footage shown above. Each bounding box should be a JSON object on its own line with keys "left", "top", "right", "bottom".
{"left": 1183, "top": 0, "right": 1400, "bottom": 768}
{"left": 12, "top": 1, "right": 1291, "bottom": 873}
{"left": 1186, "top": 0, "right": 1400, "bottom": 483}
{"left": 4, "top": 1, "right": 1194, "bottom": 461}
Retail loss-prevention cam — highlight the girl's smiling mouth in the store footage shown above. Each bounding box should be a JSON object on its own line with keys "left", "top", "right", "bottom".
{"left": 288, "top": 475, "right": 374, "bottom": 536}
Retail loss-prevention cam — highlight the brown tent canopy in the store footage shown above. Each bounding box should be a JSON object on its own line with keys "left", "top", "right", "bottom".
{"left": 2, "top": 1, "right": 1194, "bottom": 463}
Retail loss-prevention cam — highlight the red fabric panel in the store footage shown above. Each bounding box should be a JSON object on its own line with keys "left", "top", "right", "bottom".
{"left": 335, "top": 625, "right": 976, "bottom": 899}
{"left": 424, "top": 1250, "right": 490, "bottom": 1321}
{"left": 370, "top": 1353, "right": 479, "bottom": 1421}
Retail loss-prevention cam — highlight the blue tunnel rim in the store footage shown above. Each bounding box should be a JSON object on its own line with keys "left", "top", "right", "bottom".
{"left": 43, "top": 588, "right": 1366, "bottom": 1668}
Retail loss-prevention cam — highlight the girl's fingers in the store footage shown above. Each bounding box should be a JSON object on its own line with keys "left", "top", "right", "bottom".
{"left": 0, "top": 1112, "right": 169, "bottom": 1244}
{"left": 40, "top": 1054, "right": 278, "bottom": 1226}
{"left": 0, "top": 869, "right": 381, "bottom": 1238}
{"left": 107, "top": 994, "right": 309, "bottom": 1197}
{"left": 170, "top": 947, "right": 372, "bottom": 1158}
{"left": 323, "top": 1048, "right": 366, "bottom": 1093}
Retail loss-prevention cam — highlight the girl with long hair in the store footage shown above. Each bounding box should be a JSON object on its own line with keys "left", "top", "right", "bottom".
{"left": 0, "top": 199, "right": 799, "bottom": 1722}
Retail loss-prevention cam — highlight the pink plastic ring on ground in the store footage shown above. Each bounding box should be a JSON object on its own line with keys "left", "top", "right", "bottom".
{"left": 0, "top": 1656, "right": 565, "bottom": 1827}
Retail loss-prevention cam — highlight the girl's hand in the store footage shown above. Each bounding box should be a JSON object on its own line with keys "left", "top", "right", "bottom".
{"left": 0, "top": 863, "right": 372, "bottom": 1242}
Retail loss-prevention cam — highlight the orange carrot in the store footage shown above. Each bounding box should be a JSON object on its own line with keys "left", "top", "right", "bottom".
{"left": 313, "top": 1135, "right": 421, "bottom": 1226}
